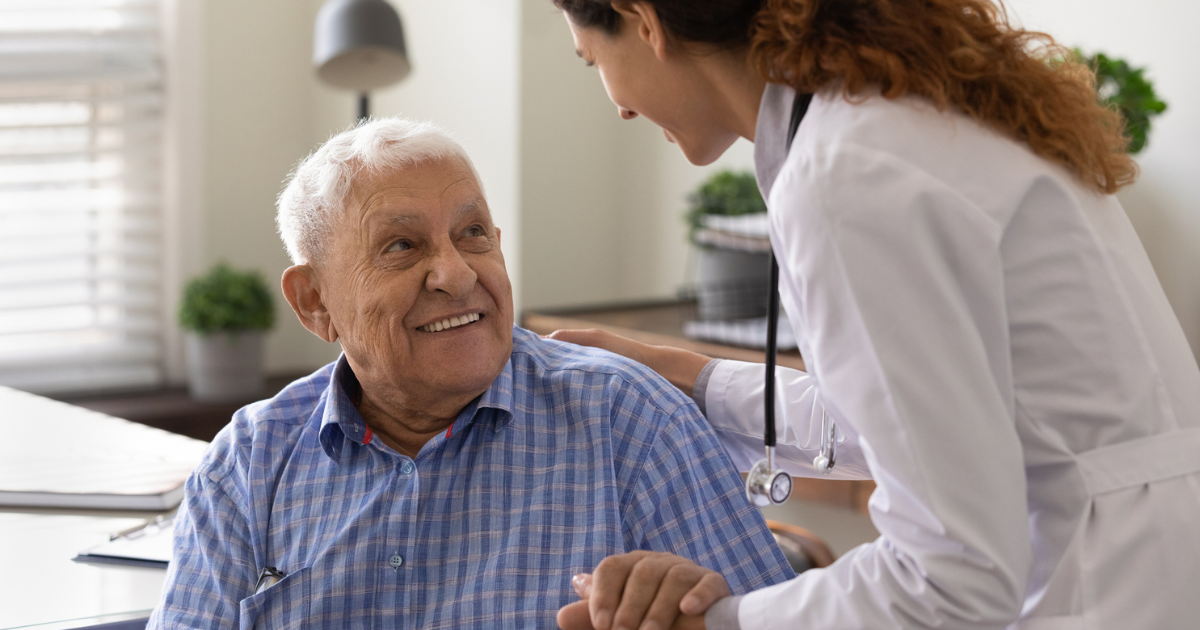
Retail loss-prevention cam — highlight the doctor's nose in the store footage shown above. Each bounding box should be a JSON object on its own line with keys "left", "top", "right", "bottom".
{"left": 618, "top": 106, "right": 638, "bottom": 120}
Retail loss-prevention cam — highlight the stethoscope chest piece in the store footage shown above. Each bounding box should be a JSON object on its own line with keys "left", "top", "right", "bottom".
{"left": 746, "top": 448, "right": 793, "bottom": 507}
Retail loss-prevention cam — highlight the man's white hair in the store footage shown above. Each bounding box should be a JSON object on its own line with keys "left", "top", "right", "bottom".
{"left": 276, "top": 117, "right": 480, "bottom": 265}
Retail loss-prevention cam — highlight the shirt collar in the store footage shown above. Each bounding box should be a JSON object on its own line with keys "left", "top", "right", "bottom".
{"left": 753, "top": 82, "right": 798, "bottom": 204}
{"left": 451, "top": 354, "right": 515, "bottom": 437}
{"left": 316, "top": 355, "right": 370, "bottom": 459}
{"left": 317, "top": 351, "right": 517, "bottom": 461}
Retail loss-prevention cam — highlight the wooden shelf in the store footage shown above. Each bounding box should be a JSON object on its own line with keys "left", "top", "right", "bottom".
{"left": 53, "top": 374, "right": 307, "bottom": 443}
{"left": 524, "top": 299, "right": 807, "bottom": 371}
{"left": 522, "top": 299, "right": 874, "bottom": 514}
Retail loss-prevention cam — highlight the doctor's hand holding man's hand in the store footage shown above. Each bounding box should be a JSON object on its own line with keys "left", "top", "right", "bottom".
{"left": 546, "top": 329, "right": 713, "bottom": 399}
{"left": 556, "top": 551, "right": 729, "bottom": 630}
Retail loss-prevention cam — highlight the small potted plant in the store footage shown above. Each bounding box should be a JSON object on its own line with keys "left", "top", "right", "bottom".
{"left": 1076, "top": 50, "right": 1167, "bottom": 154}
{"left": 686, "top": 170, "right": 770, "bottom": 320}
{"left": 179, "top": 263, "right": 275, "bottom": 402}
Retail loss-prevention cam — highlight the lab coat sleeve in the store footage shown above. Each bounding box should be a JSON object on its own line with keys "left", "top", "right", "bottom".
{"left": 704, "top": 359, "right": 872, "bottom": 480}
{"left": 733, "top": 142, "right": 1031, "bottom": 629}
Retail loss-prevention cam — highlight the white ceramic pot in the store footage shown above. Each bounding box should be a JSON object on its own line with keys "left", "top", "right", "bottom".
{"left": 694, "top": 247, "right": 770, "bottom": 321}
{"left": 184, "top": 330, "right": 266, "bottom": 402}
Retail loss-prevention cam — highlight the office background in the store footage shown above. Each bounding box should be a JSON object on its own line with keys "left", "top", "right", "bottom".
{"left": 0, "top": 1, "right": 1193, "bottom": 626}
{"left": 174, "top": 0, "right": 1200, "bottom": 390}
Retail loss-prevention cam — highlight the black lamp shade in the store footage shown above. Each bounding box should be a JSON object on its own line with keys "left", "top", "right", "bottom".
{"left": 314, "top": 0, "right": 411, "bottom": 91}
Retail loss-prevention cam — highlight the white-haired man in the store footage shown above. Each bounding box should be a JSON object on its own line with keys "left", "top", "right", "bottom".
{"left": 149, "top": 118, "right": 792, "bottom": 628}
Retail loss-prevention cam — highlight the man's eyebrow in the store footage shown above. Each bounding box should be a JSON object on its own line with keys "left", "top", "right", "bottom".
{"left": 386, "top": 213, "right": 422, "bottom": 225}
{"left": 454, "top": 198, "right": 486, "bottom": 218}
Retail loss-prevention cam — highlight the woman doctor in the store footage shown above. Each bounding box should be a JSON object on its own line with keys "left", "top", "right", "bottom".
{"left": 547, "top": 1, "right": 1200, "bottom": 629}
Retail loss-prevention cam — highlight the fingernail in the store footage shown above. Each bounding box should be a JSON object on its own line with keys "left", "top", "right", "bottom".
{"left": 594, "top": 610, "right": 612, "bottom": 630}
{"left": 571, "top": 573, "right": 592, "bottom": 598}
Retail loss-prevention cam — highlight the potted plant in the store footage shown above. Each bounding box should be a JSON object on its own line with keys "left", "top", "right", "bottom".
{"left": 1076, "top": 50, "right": 1167, "bottom": 154}
{"left": 178, "top": 263, "right": 275, "bottom": 402}
{"left": 686, "top": 170, "right": 770, "bottom": 320}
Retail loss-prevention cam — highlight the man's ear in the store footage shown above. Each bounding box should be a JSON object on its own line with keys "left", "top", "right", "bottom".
{"left": 612, "top": 1, "right": 669, "bottom": 61}
{"left": 281, "top": 265, "right": 338, "bottom": 343}
{"left": 495, "top": 226, "right": 502, "bottom": 247}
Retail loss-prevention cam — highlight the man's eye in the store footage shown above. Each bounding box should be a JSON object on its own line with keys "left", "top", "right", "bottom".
{"left": 465, "top": 225, "right": 486, "bottom": 237}
{"left": 387, "top": 240, "right": 412, "bottom": 252}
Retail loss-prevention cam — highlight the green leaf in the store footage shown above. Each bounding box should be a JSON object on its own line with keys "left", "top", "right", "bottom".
{"left": 178, "top": 263, "right": 276, "bottom": 334}
{"left": 1075, "top": 48, "right": 1168, "bottom": 154}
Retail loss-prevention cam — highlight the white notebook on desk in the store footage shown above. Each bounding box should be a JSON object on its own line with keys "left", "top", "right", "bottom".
{"left": 0, "top": 385, "right": 210, "bottom": 510}
{"left": 74, "top": 514, "right": 175, "bottom": 569}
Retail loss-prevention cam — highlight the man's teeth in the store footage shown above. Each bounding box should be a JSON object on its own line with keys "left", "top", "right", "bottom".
{"left": 420, "top": 313, "right": 482, "bottom": 333}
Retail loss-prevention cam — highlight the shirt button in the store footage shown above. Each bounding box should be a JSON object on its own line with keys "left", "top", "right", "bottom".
{"left": 389, "top": 554, "right": 404, "bottom": 568}
{"left": 401, "top": 461, "right": 415, "bottom": 475}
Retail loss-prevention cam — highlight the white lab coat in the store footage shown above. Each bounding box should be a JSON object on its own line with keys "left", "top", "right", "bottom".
{"left": 705, "top": 83, "right": 1200, "bottom": 629}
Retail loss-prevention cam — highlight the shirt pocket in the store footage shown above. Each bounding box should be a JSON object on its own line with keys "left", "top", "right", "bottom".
{"left": 237, "top": 566, "right": 312, "bottom": 630}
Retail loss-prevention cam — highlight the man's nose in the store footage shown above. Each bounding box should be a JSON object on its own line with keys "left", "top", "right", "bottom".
{"left": 424, "top": 245, "right": 477, "bottom": 297}
{"left": 618, "top": 106, "right": 638, "bottom": 120}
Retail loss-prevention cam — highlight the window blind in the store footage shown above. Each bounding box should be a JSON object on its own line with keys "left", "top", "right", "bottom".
{"left": 0, "top": 0, "right": 164, "bottom": 394}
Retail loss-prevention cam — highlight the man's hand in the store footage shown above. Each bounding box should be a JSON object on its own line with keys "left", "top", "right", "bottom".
{"left": 546, "top": 329, "right": 713, "bottom": 397}
{"left": 556, "top": 551, "right": 730, "bottom": 630}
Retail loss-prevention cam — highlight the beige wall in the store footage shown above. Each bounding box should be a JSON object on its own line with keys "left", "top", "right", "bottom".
{"left": 517, "top": 3, "right": 623, "bottom": 309}
{"left": 1006, "top": 0, "right": 1200, "bottom": 358}
{"left": 202, "top": 0, "right": 337, "bottom": 376}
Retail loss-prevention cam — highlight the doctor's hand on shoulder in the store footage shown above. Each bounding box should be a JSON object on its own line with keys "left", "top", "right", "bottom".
{"left": 556, "top": 551, "right": 729, "bottom": 630}
{"left": 547, "top": 329, "right": 713, "bottom": 397}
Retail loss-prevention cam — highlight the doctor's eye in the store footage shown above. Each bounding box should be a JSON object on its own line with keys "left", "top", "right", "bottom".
{"left": 386, "top": 239, "right": 413, "bottom": 253}
{"left": 464, "top": 225, "right": 487, "bottom": 238}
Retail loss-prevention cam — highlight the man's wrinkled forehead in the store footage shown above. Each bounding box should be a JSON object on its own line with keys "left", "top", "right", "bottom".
{"left": 349, "top": 157, "right": 488, "bottom": 221}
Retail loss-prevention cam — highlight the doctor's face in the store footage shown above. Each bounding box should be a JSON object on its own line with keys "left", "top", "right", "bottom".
{"left": 565, "top": 10, "right": 741, "bottom": 165}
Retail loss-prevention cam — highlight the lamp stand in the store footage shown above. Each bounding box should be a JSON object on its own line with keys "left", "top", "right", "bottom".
{"left": 358, "top": 93, "right": 370, "bottom": 123}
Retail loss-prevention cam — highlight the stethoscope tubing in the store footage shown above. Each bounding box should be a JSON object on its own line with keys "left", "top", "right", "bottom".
{"left": 765, "top": 254, "right": 781, "bottom": 449}
{"left": 763, "top": 90, "right": 835, "bottom": 479}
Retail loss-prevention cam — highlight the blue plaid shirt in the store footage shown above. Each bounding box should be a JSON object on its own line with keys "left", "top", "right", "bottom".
{"left": 150, "top": 327, "right": 792, "bottom": 629}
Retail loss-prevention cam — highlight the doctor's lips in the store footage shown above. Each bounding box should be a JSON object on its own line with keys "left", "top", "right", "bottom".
{"left": 417, "top": 312, "right": 483, "bottom": 333}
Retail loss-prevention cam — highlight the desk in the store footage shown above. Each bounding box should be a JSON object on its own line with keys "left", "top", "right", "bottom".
{"left": 522, "top": 300, "right": 875, "bottom": 514}
{"left": 0, "top": 508, "right": 165, "bottom": 629}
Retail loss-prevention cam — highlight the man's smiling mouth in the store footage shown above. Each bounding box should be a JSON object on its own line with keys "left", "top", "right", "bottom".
{"left": 418, "top": 312, "right": 483, "bottom": 333}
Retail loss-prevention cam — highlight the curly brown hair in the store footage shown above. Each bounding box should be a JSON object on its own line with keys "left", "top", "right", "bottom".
{"left": 751, "top": 0, "right": 1136, "bottom": 193}
{"left": 556, "top": 0, "right": 1138, "bottom": 193}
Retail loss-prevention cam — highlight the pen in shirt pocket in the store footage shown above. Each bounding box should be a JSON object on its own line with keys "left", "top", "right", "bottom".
{"left": 255, "top": 566, "right": 286, "bottom": 594}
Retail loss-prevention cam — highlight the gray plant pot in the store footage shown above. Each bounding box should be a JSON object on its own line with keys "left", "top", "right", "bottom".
{"left": 695, "top": 247, "right": 770, "bottom": 321}
{"left": 184, "top": 330, "right": 266, "bottom": 402}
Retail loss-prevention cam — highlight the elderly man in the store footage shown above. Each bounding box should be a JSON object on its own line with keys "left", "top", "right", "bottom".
{"left": 150, "top": 118, "right": 792, "bottom": 628}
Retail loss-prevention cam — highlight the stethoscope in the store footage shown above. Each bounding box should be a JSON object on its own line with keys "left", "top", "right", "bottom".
{"left": 746, "top": 92, "right": 837, "bottom": 507}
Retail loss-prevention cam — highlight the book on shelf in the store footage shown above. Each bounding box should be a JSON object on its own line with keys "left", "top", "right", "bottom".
{"left": 0, "top": 385, "right": 209, "bottom": 511}
{"left": 683, "top": 315, "right": 799, "bottom": 351}
{"left": 695, "top": 212, "right": 772, "bottom": 254}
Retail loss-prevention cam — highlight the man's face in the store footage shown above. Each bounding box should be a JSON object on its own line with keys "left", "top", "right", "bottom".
{"left": 318, "top": 157, "right": 514, "bottom": 405}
